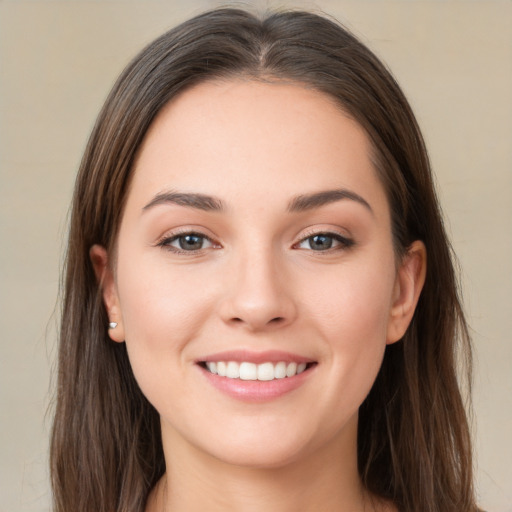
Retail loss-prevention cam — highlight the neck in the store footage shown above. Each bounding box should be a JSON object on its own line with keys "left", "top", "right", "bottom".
{"left": 146, "top": 416, "right": 386, "bottom": 512}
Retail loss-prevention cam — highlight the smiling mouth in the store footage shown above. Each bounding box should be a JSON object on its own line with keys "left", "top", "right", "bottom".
{"left": 199, "top": 361, "right": 316, "bottom": 381}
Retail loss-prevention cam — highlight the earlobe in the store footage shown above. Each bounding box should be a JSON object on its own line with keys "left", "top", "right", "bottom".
{"left": 89, "top": 244, "right": 125, "bottom": 343}
{"left": 387, "top": 240, "right": 427, "bottom": 344}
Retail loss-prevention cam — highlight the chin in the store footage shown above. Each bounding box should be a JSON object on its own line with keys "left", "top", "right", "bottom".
{"left": 174, "top": 413, "right": 355, "bottom": 471}
{"left": 209, "top": 439, "right": 313, "bottom": 470}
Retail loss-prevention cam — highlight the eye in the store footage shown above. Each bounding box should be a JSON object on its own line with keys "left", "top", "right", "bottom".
{"left": 295, "top": 232, "right": 354, "bottom": 252}
{"left": 158, "top": 232, "right": 216, "bottom": 253}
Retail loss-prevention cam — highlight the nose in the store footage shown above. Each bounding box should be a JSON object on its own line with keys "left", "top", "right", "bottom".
{"left": 218, "top": 248, "right": 298, "bottom": 332}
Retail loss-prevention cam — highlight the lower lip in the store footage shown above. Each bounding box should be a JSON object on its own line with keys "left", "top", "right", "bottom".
{"left": 199, "top": 365, "right": 315, "bottom": 403}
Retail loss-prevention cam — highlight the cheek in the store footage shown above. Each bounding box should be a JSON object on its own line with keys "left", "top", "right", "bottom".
{"left": 117, "top": 245, "right": 217, "bottom": 336}
{"left": 302, "top": 255, "right": 395, "bottom": 395}
{"left": 114, "top": 253, "right": 219, "bottom": 397}
{"left": 306, "top": 255, "right": 395, "bottom": 340}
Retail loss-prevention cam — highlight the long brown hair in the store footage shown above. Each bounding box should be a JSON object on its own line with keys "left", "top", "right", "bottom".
{"left": 51, "top": 8, "right": 479, "bottom": 512}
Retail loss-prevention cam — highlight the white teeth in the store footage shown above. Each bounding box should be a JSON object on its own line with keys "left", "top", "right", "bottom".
{"left": 204, "top": 360, "right": 310, "bottom": 380}
{"left": 286, "top": 362, "right": 297, "bottom": 377}
{"left": 239, "top": 362, "right": 257, "bottom": 380}
{"left": 226, "top": 361, "right": 240, "bottom": 378}
{"left": 257, "top": 362, "right": 274, "bottom": 381}
{"left": 274, "top": 361, "right": 287, "bottom": 379}
{"left": 217, "top": 361, "right": 226, "bottom": 377}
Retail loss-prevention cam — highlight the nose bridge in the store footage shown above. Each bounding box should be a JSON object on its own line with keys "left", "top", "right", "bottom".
{"left": 221, "top": 239, "right": 296, "bottom": 331}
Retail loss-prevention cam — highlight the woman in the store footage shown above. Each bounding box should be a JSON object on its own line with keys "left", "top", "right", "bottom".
{"left": 50, "top": 7, "right": 480, "bottom": 512}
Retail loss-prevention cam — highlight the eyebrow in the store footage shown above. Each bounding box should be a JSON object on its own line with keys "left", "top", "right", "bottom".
{"left": 142, "top": 191, "right": 225, "bottom": 212}
{"left": 142, "top": 188, "right": 372, "bottom": 215}
{"left": 287, "top": 189, "right": 373, "bottom": 214}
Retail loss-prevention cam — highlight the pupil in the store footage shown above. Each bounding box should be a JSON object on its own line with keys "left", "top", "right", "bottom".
{"left": 179, "top": 234, "right": 203, "bottom": 250}
{"left": 311, "top": 234, "right": 332, "bottom": 250}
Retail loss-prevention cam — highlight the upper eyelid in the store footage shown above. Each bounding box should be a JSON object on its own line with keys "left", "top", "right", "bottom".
{"left": 293, "top": 229, "right": 355, "bottom": 250}
{"left": 297, "top": 227, "right": 352, "bottom": 241}
{"left": 156, "top": 227, "right": 217, "bottom": 243}
{"left": 156, "top": 232, "right": 218, "bottom": 255}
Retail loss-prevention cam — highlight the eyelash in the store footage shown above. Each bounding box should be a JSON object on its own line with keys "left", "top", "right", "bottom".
{"left": 156, "top": 229, "right": 354, "bottom": 255}
{"left": 156, "top": 230, "right": 218, "bottom": 255}
{"left": 294, "top": 230, "right": 355, "bottom": 253}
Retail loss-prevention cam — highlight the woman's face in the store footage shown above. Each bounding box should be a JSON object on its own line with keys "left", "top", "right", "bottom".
{"left": 93, "top": 80, "right": 424, "bottom": 469}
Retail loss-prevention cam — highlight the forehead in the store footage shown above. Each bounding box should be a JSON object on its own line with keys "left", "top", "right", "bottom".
{"left": 128, "top": 79, "right": 388, "bottom": 215}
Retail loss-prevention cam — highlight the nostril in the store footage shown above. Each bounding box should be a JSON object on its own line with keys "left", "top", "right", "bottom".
{"left": 230, "top": 316, "right": 285, "bottom": 327}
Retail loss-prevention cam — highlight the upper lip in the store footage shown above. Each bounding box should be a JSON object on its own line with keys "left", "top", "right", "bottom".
{"left": 197, "top": 350, "right": 315, "bottom": 365}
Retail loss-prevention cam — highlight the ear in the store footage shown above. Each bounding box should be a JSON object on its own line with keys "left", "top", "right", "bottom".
{"left": 89, "top": 244, "right": 125, "bottom": 343}
{"left": 387, "top": 240, "right": 427, "bottom": 344}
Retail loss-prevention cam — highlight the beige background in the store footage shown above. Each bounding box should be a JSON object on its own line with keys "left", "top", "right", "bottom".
{"left": 0, "top": 0, "right": 510, "bottom": 510}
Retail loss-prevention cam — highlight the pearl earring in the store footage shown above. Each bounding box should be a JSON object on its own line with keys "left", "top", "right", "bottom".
{"left": 108, "top": 322, "right": 118, "bottom": 329}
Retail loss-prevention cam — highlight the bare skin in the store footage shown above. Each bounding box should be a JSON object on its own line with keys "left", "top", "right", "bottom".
{"left": 91, "top": 80, "right": 424, "bottom": 512}
{"left": 145, "top": 415, "right": 397, "bottom": 512}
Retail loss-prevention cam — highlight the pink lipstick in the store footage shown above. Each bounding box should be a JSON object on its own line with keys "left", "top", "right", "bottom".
{"left": 196, "top": 350, "right": 317, "bottom": 402}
